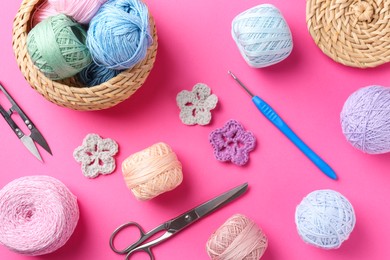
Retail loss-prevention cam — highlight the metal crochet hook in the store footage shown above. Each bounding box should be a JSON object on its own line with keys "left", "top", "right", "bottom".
{"left": 228, "top": 71, "right": 337, "bottom": 180}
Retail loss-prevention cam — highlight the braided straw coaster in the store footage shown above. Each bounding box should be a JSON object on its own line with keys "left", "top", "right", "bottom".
{"left": 12, "top": 0, "right": 157, "bottom": 111}
{"left": 306, "top": 0, "right": 390, "bottom": 68}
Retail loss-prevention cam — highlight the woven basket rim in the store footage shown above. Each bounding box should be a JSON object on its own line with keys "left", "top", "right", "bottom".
{"left": 12, "top": 0, "right": 158, "bottom": 110}
{"left": 306, "top": 0, "right": 390, "bottom": 68}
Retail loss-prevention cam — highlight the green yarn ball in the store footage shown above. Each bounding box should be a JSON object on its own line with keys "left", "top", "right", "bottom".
{"left": 27, "top": 14, "right": 92, "bottom": 80}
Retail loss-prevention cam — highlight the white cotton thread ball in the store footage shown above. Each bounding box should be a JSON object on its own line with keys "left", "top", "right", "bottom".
{"left": 232, "top": 4, "right": 293, "bottom": 68}
{"left": 295, "top": 190, "right": 356, "bottom": 249}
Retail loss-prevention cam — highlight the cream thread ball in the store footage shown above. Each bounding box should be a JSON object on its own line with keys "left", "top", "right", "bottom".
{"left": 121, "top": 142, "right": 183, "bottom": 201}
{"left": 232, "top": 4, "right": 293, "bottom": 68}
{"left": 295, "top": 190, "right": 356, "bottom": 249}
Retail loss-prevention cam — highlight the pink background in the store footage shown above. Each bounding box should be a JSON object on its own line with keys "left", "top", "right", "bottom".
{"left": 1, "top": 0, "right": 390, "bottom": 259}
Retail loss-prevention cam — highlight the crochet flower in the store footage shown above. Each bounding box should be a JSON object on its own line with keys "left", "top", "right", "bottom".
{"left": 73, "top": 134, "right": 119, "bottom": 178}
{"left": 176, "top": 83, "right": 218, "bottom": 125}
{"left": 209, "top": 120, "right": 256, "bottom": 166}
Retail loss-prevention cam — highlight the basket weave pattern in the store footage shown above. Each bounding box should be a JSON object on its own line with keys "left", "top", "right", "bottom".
{"left": 12, "top": 0, "right": 158, "bottom": 110}
{"left": 306, "top": 0, "right": 390, "bottom": 68}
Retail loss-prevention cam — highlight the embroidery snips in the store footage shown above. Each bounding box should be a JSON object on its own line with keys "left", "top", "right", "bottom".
{"left": 110, "top": 183, "right": 248, "bottom": 260}
{"left": 0, "top": 83, "right": 51, "bottom": 161}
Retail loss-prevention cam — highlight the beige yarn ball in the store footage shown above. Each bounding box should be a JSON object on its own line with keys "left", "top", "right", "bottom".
{"left": 206, "top": 214, "right": 268, "bottom": 260}
{"left": 121, "top": 142, "right": 183, "bottom": 200}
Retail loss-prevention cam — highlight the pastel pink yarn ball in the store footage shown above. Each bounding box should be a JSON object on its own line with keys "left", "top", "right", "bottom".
{"left": 0, "top": 175, "right": 79, "bottom": 256}
{"left": 49, "top": 0, "right": 107, "bottom": 24}
{"left": 206, "top": 214, "right": 268, "bottom": 260}
{"left": 31, "top": 1, "right": 59, "bottom": 28}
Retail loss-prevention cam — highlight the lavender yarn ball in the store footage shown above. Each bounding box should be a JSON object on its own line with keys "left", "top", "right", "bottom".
{"left": 341, "top": 85, "right": 390, "bottom": 154}
{"left": 0, "top": 176, "right": 79, "bottom": 256}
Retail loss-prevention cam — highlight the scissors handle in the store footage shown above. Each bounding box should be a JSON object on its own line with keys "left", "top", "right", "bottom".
{"left": 0, "top": 104, "right": 24, "bottom": 139}
{"left": 110, "top": 221, "right": 171, "bottom": 260}
{"left": 0, "top": 84, "right": 30, "bottom": 125}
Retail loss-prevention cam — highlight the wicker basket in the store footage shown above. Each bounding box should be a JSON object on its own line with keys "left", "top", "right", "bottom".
{"left": 306, "top": 0, "right": 390, "bottom": 68}
{"left": 12, "top": 0, "right": 158, "bottom": 111}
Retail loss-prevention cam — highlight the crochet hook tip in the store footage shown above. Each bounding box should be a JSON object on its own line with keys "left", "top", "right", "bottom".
{"left": 227, "top": 70, "right": 236, "bottom": 79}
{"left": 228, "top": 70, "right": 254, "bottom": 97}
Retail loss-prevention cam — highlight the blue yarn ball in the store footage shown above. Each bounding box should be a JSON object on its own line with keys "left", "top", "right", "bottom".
{"left": 78, "top": 62, "right": 122, "bottom": 87}
{"left": 86, "top": 0, "right": 152, "bottom": 70}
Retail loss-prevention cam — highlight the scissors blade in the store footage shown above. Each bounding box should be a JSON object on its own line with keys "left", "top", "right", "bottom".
{"left": 0, "top": 83, "right": 51, "bottom": 155}
{"left": 167, "top": 183, "right": 248, "bottom": 232}
{"left": 30, "top": 128, "right": 52, "bottom": 155}
{"left": 194, "top": 183, "right": 248, "bottom": 218}
{"left": 20, "top": 135, "right": 42, "bottom": 161}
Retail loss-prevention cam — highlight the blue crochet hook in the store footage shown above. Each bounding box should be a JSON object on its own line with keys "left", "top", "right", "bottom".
{"left": 228, "top": 71, "right": 337, "bottom": 180}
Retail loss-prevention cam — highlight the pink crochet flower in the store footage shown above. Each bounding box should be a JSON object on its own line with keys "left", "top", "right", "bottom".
{"left": 209, "top": 120, "right": 256, "bottom": 166}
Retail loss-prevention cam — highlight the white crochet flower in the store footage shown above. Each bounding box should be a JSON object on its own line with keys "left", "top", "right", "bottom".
{"left": 176, "top": 83, "right": 218, "bottom": 125}
{"left": 73, "top": 134, "right": 119, "bottom": 178}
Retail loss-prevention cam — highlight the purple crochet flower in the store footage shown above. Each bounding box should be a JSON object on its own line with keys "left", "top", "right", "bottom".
{"left": 209, "top": 119, "right": 256, "bottom": 166}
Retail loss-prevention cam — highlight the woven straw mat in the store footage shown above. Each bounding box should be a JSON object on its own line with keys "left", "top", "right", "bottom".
{"left": 12, "top": 0, "right": 158, "bottom": 111}
{"left": 306, "top": 0, "right": 390, "bottom": 68}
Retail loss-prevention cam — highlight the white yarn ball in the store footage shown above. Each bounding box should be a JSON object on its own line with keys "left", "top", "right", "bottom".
{"left": 232, "top": 4, "right": 293, "bottom": 68}
{"left": 295, "top": 190, "right": 356, "bottom": 249}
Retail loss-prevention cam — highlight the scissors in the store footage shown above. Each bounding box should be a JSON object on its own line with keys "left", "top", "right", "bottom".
{"left": 110, "top": 183, "right": 248, "bottom": 259}
{"left": 0, "top": 83, "right": 52, "bottom": 161}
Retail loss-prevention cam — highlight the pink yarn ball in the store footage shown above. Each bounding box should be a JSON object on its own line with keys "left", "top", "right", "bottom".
{"left": 31, "top": 1, "right": 59, "bottom": 28}
{"left": 49, "top": 0, "right": 107, "bottom": 24}
{"left": 206, "top": 214, "right": 268, "bottom": 260}
{"left": 0, "top": 176, "right": 79, "bottom": 256}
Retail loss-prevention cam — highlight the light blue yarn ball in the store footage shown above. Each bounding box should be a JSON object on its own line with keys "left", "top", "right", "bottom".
{"left": 86, "top": 0, "right": 152, "bottom": 70}
{"left": 78, "top": 62, "right": 122, "bottom": 87}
